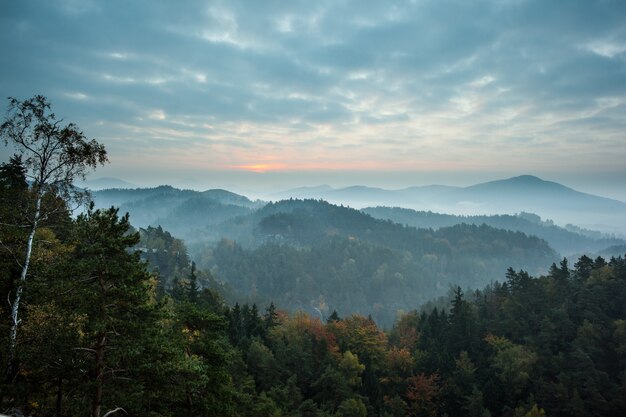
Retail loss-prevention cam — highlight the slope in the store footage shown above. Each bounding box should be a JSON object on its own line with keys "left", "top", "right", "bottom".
{"left": 362, "top": 206, "right": 625, "bottom": 256}
{"left": 199, "top": 199, "right": 558, "bottom": 327}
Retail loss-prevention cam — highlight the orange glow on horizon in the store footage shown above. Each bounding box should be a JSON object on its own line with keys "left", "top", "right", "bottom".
{"left": 230, "top": 160, "right": 473, "bottom": 173}
{"left": 234, "top": 163, "right": 287, "bottom": 173}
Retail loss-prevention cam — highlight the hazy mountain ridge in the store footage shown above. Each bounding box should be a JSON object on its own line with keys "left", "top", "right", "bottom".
{"left": 276, "top": 175, "right": 626, "bottom": 234}
{"left": 92, "top": 185, "right": 264, "bottom": 231}
{"left": 90, "top": 177, "right": 624, "bottom": 256}
{"left": 457, "top": 175, "right": 626, "bottom": 212}
{"left": 90, "top": 190, "right": 562, "bottom": 325}
{"left": 362, "top": 206, "right": 625, "bottom": 256}
{"left": 85, "top": 181, "right": 623, "bottom": 326}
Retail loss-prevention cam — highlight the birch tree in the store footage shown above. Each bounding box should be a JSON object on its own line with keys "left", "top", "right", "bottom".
{"left": 0, "top": 95, "right": 107, "bottom": 376}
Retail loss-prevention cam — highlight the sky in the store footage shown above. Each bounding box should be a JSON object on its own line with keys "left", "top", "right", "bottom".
{"left": 1, "top": 0, "right": 626, "bottom": 200}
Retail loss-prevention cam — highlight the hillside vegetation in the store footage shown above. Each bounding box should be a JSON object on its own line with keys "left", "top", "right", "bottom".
{"left": 201, "top": 199, "right": 557, "bottom": 326}
{"left": 363, "top": 207, "right": 624, "bottom": 256}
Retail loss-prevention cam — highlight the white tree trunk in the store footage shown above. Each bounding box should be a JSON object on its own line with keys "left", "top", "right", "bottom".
{"left": 6, "top": 192, "right": 41, "bottom": 376}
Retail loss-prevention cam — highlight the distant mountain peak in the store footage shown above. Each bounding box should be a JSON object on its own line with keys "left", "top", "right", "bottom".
{"left": 509, "top": 174, "right": 544, "bottom": 182}
{"left": 466, "top": 175, "right": 571, "bottom": 192}
{"left": 487, "top": 175, "right": 549, "bottom": 185}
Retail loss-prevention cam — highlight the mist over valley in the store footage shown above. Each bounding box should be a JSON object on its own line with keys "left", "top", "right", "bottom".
{"left": 88, "top": 174, "right": 626, "bottom": 326}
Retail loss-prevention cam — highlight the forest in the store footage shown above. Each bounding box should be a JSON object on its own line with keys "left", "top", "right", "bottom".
{"left": 362, "top": 207, "right": 624, "bottom": 257}
{"left": 121, "top": 198, "right": 558, "bottom": 327}
{"left": 1, "top": 97, "right": 625, "bottom": 416}
{"left": 2, "top": 157, "right": 626, "bottom": 416}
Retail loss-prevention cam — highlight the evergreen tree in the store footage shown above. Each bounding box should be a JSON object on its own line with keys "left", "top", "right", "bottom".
{"left": 69, "top": 206, "right": 155, "bottom": 417}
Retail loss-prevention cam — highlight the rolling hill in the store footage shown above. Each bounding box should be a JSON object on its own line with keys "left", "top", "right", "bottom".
{"left": 91, "top": 186, "right": 264, "bottom": 237}
{"left": 197, "top": 199, "right": 558, "bottom": 326}
{"left": 362, "top": 206, "right": 625, "bottom": 256}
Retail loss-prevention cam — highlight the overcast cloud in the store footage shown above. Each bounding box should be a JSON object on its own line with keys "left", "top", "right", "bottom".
{"left": 1, "top": 0, "right": 626, "bottom": 198}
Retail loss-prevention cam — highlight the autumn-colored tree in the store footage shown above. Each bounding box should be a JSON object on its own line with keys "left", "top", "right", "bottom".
{"left": 406, "top": 373, "right": 441, "bottom": 417}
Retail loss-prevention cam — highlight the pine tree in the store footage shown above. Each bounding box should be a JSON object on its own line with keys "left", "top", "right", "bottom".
{"left": 69, "top": 205, "right": 155, "bottom": 417}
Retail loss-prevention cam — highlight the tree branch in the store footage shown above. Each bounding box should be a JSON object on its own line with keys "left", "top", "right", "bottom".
{"left": 102, "top": 407, "right": 127, "bottom": 417}
{"left": 73, "top": 347, "right": 97, "bottom": 354}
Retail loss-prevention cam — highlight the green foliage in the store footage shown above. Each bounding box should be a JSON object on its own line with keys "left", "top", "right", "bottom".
{"left": 209, "top": 201, "right": 557, "bottom": 327}
{"left": 484, "top": 334, "right": 537, "bottom": 395}
{"left": 138, "top": 225, "right": 190, "bottom": 288}
{"left": 339, "top": 351, "right": 365, "bottom": 387}
{"left": 1, "top": 95, "right": 107, "bottom": 381}
{"left": 0, "top": 95, "right": 108, "bottom": 200}
{"left": 337, "top": 397, "right": 367, "bottom": 417}
{"left": 513, "top": 404, "right": 547, "bottom": 417}
{"left": 0, "top": 206, "right": 238, "bottom": 416}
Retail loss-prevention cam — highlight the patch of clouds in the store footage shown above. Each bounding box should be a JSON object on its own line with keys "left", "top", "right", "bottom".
{"left": 469, "top": 75, "right": 496, "bottom": 88}
{"left": 275, "top": 15, "right": 294, "bottom": 34}
{"left": 148, "top": 110, "right": 166, "bottom": 121}
{"left": 64, "top": 91, "right": 89, "bottom": 101}
{"left": 102, "top": 74, "right": 137, "bottom": 84}
{"left": 105, "top": 51, "right": 135, "bottom": 60}
{"left": 193, "top": 72, "right": 207, "bottom": 83}
{"left": 583, "top": 41, "right": 626, "bottom": 59}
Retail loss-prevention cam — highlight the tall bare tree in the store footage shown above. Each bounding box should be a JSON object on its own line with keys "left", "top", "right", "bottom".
{"left": 1, "top": 95, "right": 107, "bottom": 376}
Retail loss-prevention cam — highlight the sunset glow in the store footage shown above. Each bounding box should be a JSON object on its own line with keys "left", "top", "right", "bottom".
{"left": 235, "top": 164, "right": 287, "bottom": 173}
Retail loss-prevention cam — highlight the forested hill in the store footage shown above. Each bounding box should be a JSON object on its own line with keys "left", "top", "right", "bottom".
{"left": 363, "top": 206, "right": 625, "bottom": 256}
{"left": 89, "top": 191, "right": 566, "bottom": 325}
{"left": 253, "top": 200, "right": 555, "bottom": 258}
{"left": 88, "top": 189, "right": 589, "bottom": 325}
{"left": 93, "top": 185, "right": 259, "bottom": 209}
{"left": 91, "top": 185, "right": 621, "bottom": 254}
{"left": 92, "top": 186, "right": 264, "bottom": 239}
{"left": 5, "top": 188, "right": 626, "bottom": 416}
{"left": 200, "top": 199, "right": 557, "bottom": 326}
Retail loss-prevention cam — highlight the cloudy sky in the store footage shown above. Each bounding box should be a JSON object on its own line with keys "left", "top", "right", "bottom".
{"left": 1, "top": 0, "right": 626, "bottom": 199}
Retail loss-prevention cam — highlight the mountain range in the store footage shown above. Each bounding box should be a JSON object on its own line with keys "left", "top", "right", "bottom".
{"left": 90, "top": 175, "right": 626, "bottom": 256}
{"left": 274, "top": 175, "right": 626, "bottom": 234}
{"left": 92, "top": 185, "right": 264, "bottom": 240}
{"left": 88, "top": 176, "right": 626, "bottom": 324}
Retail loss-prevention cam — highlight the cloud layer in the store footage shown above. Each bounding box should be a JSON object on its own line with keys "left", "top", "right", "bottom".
{"left": 1, "top": 0, "right": 626, "bottom": 191}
